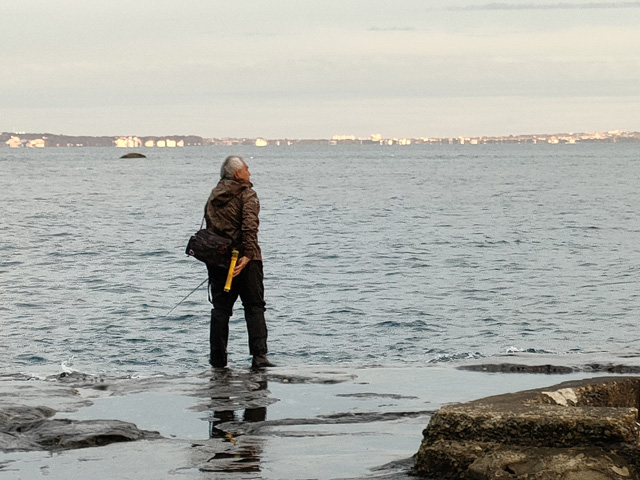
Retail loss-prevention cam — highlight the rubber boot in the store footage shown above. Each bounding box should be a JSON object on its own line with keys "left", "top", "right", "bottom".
{"left": 244, "top": 307, "right": 268, "bottom": 358}
{"left": 210, "top": 309, "right": 229, "bottom": 368}
{"left": 251, "top": 354, "right": 276, "bottom": 369}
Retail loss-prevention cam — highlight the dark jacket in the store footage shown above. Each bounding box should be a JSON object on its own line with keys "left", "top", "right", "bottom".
{"left": 204, "top": 178, "right": 262, "bottom": 261}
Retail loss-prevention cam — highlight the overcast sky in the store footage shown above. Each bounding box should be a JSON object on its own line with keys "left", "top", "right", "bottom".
{"left": 2, "top": 0, "right": 639, "bottom": 138}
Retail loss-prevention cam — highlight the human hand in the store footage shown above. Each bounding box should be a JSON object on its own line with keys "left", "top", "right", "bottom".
{"left": 233, "top": 256, "right": 250, "bottom": 277}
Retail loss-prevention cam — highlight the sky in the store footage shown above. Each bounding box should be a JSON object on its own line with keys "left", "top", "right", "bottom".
{"left": 1, "top": 0, "right": 639, "bottom": 138}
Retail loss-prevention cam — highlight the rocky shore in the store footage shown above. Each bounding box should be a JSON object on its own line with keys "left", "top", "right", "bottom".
{"left": 415, "top": 376, "right": 640, "bottom": 479}
{"left": 2, "top": 358, "right": 640, "bottom": 479}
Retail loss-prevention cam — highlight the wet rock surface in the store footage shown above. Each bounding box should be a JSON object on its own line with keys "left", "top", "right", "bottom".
{"left": 0, "top": 407, "right": 158, "bottom": 452}
{"left": 0, "top": 376, "right": 161, "bottom": 452}
{"left": 0, "top": 366, "right": 435, "bottom": 479}
{"left": 457, "top": 352, "right": 640, "bottom": 375}
{"left": 5, "top": 362, "right": 640, "bottom": 479}
{"left": 414, "top": 376, "right": 640, "bottom": 479}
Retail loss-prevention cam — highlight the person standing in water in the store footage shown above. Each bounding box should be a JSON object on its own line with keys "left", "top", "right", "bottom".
{"left": 204, "top": 155, "right": 274, "bottom": 369}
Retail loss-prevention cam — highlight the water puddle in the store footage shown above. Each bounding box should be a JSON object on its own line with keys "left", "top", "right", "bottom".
{"left": 57, "top": 392, "right": 207, "bottom": 440}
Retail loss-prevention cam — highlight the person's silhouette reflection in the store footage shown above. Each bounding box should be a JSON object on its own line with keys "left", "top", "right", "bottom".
{"left": 205, "top": 372, "right": 268, "bottom": 473}
{"left": 209, "top": 406, "right": 267, "bottom": 438}
{"left": 208, "top": 373, "right": 268, "bottom": 439}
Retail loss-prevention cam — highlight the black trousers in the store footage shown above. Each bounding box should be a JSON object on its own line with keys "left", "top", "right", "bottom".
{"left": 207, "top": 260, "right": 268, "bottom": 367}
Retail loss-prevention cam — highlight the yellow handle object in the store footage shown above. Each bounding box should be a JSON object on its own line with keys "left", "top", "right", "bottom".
{"left": 224, "top": 250, "right": 240, "bottom": 292}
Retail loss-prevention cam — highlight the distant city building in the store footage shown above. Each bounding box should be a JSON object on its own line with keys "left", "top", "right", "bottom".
{"left": 115, "top": 136, "right": 142, "bottom": 148}
{"left": 26, "top": 139, "right": 45, "bottom": 148}
{"left": 331, "top": 135, "right": 356, "bottom": 141}
{"left": 2, "top": 131, "right": 640, "bottom": 148}
{"left": 6, "top": 136, "right": 22, "bottom": 148}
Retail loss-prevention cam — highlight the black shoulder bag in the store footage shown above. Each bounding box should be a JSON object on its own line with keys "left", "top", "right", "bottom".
{"left": 185, "top": 217, "right": 233, "bottom": 268}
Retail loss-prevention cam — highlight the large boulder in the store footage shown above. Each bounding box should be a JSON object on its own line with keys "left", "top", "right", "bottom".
{"left": 414, "top": 376, "right": 640, "bottom": 479}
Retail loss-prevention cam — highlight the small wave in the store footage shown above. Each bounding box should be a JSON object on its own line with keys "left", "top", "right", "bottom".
{"left": 566, "top": 225, "right": 601, "bottom": 230}
{"left": 470, "top": 240, "right": 509, "bottom": 248}
{"left": 427, "top": 351, "right": 485, "bottom": 363}
{"left": 0, "top": 261, "right": 23, "bottom": 268}
{"left": 138, "top": 250, "right": 172, "bottom": 257}
{"left": 17, "top": 355, "right": 48, "bottom": 363}
{"left": 326, "top": 308, "right": 365, "bottom": 316}
{"left": 504, "top": 347, "right": 553, "bottom": 355}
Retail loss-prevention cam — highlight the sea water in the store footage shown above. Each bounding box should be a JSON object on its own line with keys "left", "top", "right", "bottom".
{"left": 1, "top": 143, "right": 639, "bottom": 376}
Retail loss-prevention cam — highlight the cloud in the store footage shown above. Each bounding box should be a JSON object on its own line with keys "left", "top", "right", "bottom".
{"left": 457, "top": 1, "right": 640, "bottom": 10}
{"left": 368, "top": 26, "right": 416, "bottom": 32}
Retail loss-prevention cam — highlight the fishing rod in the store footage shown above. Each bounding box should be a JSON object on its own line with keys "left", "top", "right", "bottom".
{"left": 168, "top": 248, "right": 240, "bottom": 316}
{"left": 165, "top": 278, "right": 208, "bottom": 317}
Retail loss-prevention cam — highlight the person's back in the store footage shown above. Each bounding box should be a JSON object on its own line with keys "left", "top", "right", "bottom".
{"left": 204, "top": 155, "right": 274, "bottom": 369}
{"left": 205, "top": 177, "right": 262, "bottom": 261}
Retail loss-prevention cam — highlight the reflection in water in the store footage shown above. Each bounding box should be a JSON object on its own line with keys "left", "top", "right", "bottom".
{"left": 203, "top": 370, "right": 269, "bottom": 474}
{"left": 208, "top": 406, "right": 267, "bottom": 438}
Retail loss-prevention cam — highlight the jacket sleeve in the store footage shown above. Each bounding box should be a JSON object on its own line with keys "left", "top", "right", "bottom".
{"left": 241, "top": 189, "right": 261, "bottom": 260}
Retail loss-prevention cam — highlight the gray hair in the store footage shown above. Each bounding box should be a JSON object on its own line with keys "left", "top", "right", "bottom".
{"left": 220, "top": 155, "right": 245, "bottom": 179}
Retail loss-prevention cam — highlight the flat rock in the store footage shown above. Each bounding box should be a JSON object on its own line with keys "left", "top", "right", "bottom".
{"left": 457, "top": 352, "right": 640, "bottom": 375}
{"left": 0, "top": 403, "right": 160, "bottom": 452}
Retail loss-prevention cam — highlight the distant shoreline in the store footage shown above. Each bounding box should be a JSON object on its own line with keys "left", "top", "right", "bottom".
{"left": 2, "top": 130, "right": 639, "bottom": 148}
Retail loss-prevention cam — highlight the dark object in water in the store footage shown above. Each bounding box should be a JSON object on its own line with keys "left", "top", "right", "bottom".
{"left": 120, "top": 152, "right": 146, "bottom": 159}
